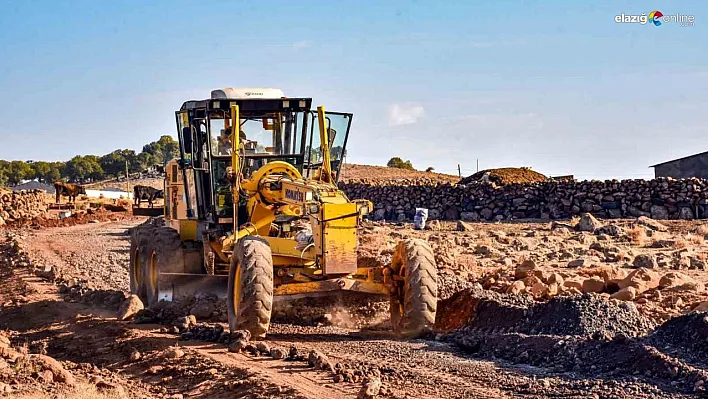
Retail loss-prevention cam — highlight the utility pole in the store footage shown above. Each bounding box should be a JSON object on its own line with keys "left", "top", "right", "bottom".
{"left": 457, "top": 164, "right": 461, "bottom": 178}
{"left": 476, "top": 159, "right": 479, "bottom": 172}
{"left": 125, "top": 160, "right": 130, "bottom": 200}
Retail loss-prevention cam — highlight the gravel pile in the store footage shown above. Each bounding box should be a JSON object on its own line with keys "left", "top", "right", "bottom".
{"left": 649, "top": 312, "right": 708, "bottom": 369}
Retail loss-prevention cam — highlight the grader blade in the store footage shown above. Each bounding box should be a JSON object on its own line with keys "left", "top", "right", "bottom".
{"left": 154, "top": 273, "right": 228, "bottom": 302}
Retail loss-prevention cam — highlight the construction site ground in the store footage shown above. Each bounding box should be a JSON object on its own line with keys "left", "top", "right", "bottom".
{"left": 1, "top": 216, "right": 708, "bottom": 398}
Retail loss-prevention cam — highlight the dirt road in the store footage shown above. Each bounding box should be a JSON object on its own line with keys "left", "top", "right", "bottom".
{"left": 0, "top": 220, "right": 704, "bottom": 398}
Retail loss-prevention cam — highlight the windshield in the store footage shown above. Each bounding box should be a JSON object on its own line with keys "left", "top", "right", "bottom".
{"left": 208, "top": 111, "right": 305, "bottom": 157}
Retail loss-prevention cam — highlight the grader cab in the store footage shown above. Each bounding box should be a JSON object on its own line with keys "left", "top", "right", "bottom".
{"left": 129, "top": 88, "right": 438, "bottom": 338}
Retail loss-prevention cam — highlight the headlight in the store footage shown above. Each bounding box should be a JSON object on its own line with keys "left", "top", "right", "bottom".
{"left": 308, "top": 204, "right": 320, "bottom": 214}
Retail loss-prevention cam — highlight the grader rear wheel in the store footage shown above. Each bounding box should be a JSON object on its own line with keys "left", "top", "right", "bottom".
{"left": 390, "top": 239, "right": 438, "bottom": 338}
{"left": 227, "top": 236, "right": 274, "bottom": 339}
{"left": 129, "top": 240, "right": 147, "bottom": 303}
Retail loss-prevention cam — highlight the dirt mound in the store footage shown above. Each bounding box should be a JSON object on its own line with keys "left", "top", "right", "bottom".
{"left": 339, "top": 164, "right": 459, "bottom": 184}
{"left": 437, "top": 290, "right": 654, "bottom": 337}
{"left": 441, "top": 292, "right": 708, "bottom": 393}
{"left": 458, "top": 167, "right": 547, "bottom": 185}
{"left": 649, "top": 312, "right": 708, "bottom": 368}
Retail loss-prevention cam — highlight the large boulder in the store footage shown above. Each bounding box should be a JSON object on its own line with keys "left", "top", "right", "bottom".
{"left": 650, "top": 205, "right": 669, "bottom": 220}
{"left": 633, "top": 254, "right": 657, "bottom": 269}
{"left": 577, "top": 213, "right": 602, "bottom": 232}
{"left": 117, "top": 295, "right": 144, "bottom": 321}
{"left": 618, "top": 268, "right": 660, "bottom": 293}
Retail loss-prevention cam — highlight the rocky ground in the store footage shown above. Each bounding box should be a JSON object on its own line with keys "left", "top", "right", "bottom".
{"left": 0, "top": 215, "right": 707, "bottom": 398}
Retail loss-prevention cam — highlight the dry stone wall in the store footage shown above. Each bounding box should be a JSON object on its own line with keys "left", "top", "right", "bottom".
{"left": 341, "top": 178, "right": 708, "bottom": 221}
{"left": 0, "top": 189, "right": 48, "bottom": 226}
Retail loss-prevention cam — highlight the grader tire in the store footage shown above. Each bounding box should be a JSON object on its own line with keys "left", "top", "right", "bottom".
{"left": 129, "top": 239, "right": 147, "bottom": 303}
{"left": 390, "top": 239, "right": 438, "bottom": 338}
{"left": 143, "top": 226, "right": 185, "bottom": 307}
{"left": 227, "top": 236, "right": 274, "bottom": 339}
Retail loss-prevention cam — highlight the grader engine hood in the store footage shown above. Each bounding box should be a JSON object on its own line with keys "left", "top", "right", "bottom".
{"left": 313, "top": 202, "right": 359, "bottom": 275}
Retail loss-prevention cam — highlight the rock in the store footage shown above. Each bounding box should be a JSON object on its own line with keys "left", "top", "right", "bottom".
{"left": 256, "top": 342, "right": 271, "bottom": 356}
{"left": 0, "top": 335, "right": 10, "bottom": 349}
{"left": 596, "top": 225, "right": 622, "bottom": 237}
{"left": 563, "top": 279, "right": 583, "bottom": 291}
{"left": 514, "top": 260, "right": 536, "bottom": 279}
{"left": 456, "top": 221, "right": 473, "bottom": 232}
{"left": 189, "top": 301, "right": 215, "bottom": 320}
{"left": 636, "top": 216, "right": 668, "bottom": 232}
{"left": 358, "top": 377, "right": 382, "bottom": 399}
{"left": 38, "top": 369, "right": 54, "bottom": 382}
{"left": 633, "top": 254, "right": 657, "bottom": 269}
{"left": 547, "top": 282, "right": 560, "bottom": 297}
{"left": 693, "top": 301, "right": 708, "bottom": 313}
{"left": 288, "top": 345, "right": 299, "bottom": 359}
{"left": 164, "top": 347, "right": 185, "bottom": 359}
{"left": 229, "top": 340, "right": 248, "bottom": 353}
{"left": 567, "top": 259, "right": 587, "bottom": 268}
{"left": 0, "top": 382, "right": 11, "bottom": 394}
{"left": 32, "top": 354, "right": 76, "bottom": 385}
{"left": 506, "top": 281, "right": 525, "bottom": 295}
{"left": 426, "top": 220, "right": 442, "bottom": 231}
{"left": 599, "top": 265, "right": 628, "bottom": 284}
{"left": 460, "top": 211, "right": 479, "bottom": 222}
{"left": 173, "top": 316, "right": 194, "bottom": 331}
{"left": 546, "top": 273, "right": 564, "bottom": 286}
{"left": 244, "top": 343, "right": 259, "bottom": 356}
{"left": 129, "top": 349, "right": 141, "bottom": 362}
{"left": 96, "top": 381, "right": 126, "bottom": 397}
{"left": 582, "top": 278, "right": 606, "bottom": 293}
{"left": 650, "top": 205, "right": 669, "bottom": 220}
{"left": 117, "top": 295, "right": 144, "bottom": 321}
{"left": 618, "top": 268, "right": 660, "bottom": 294}
{"left": 659, "top": 272, "right": 692, "bottom": 288}
{"left": 529, "top": 282, "right": 549, "bottom": 298}
{"left": 577, "top": 213, "right": 602, "bottom": 232}
{"left": 270, "top": 347, "right": 288, "bottom": 360}
{"left": 678, "top": 207, "right": 694, "bottom": 220}
{"left": 231, "top": 329, "right": 252, "bottom": 342}
{"left": 666, "top": 282, "right": 704, "bottom": 293}
{"left": 610, "top": 287, "right": 637, "bottom": 301}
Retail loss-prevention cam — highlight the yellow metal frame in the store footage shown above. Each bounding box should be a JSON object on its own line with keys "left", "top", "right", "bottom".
{"left": 168, "top": 102, "right": 391, "bottom": 299}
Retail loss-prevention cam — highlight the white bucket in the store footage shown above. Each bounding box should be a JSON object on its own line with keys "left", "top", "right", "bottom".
{"left": 414, "top": 208, "right": 428, "bottom": 230}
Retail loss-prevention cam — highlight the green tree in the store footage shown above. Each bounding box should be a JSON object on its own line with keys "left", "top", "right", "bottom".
{"left": 386, "top": 157, "right": 415, "bottom": 171}
{"left": 65, "top": 155, "right": 104, "bottom": 182}
{"left": 48, "top": 162, "right": 66, "bottom": 182}
{"left": 425, "top": 166, "right": 435, "bottom": 172}
{"left": 142, "top": 135, "right": 179, "bottom": 166}
{"left": 5, "top": 161, "right": 33, "bottom": 186}
{"left": 100, "top": 149, "right": 141, "bottom": 178}
{"left": 31, "top": 161, "right": 52, "bottom": 183}
{"left": 0, "top": 160, "right": 9, "bottom": 187}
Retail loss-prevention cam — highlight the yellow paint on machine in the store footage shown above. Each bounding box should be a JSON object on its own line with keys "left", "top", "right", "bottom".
{"left": 179, "top": 220, "right": 198, "bottom": 241}
{"left": 321, "top": 202, "right": 358, "bottom": 274}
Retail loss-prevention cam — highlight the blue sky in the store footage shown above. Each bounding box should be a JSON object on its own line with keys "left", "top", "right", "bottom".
{"left": 0, "top": 0, "right": 706, "bottom": 180}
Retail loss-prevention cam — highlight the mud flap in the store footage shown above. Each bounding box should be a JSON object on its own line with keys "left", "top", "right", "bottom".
{"left": 156, "top": 273, "right": 229, "bottom": 301}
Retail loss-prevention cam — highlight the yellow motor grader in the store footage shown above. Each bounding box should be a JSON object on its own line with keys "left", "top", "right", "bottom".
{"left": 129, "top": 88, "right": 437, "bottom": 338}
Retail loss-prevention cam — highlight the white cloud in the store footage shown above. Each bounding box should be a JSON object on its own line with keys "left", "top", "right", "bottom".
{"left": 388, "top": 103, "right": 425, "bottom": 126}
{"left": 292, "top": 41, "right": 310, "bottom": 51}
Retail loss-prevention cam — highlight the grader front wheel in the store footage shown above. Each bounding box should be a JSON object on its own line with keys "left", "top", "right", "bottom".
{"left": 227, "top": 236, "right": 274, "bottom": 339}
{"left": 390, "top": 239, "right": 438, "bottom": 338}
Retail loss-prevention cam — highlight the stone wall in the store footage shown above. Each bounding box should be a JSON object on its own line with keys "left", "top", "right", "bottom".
{"left": 0, "top": 189, "right": 48, "bottom": 226}
{"left": 340, "top": 178, "right": 708, "bottom": 221}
